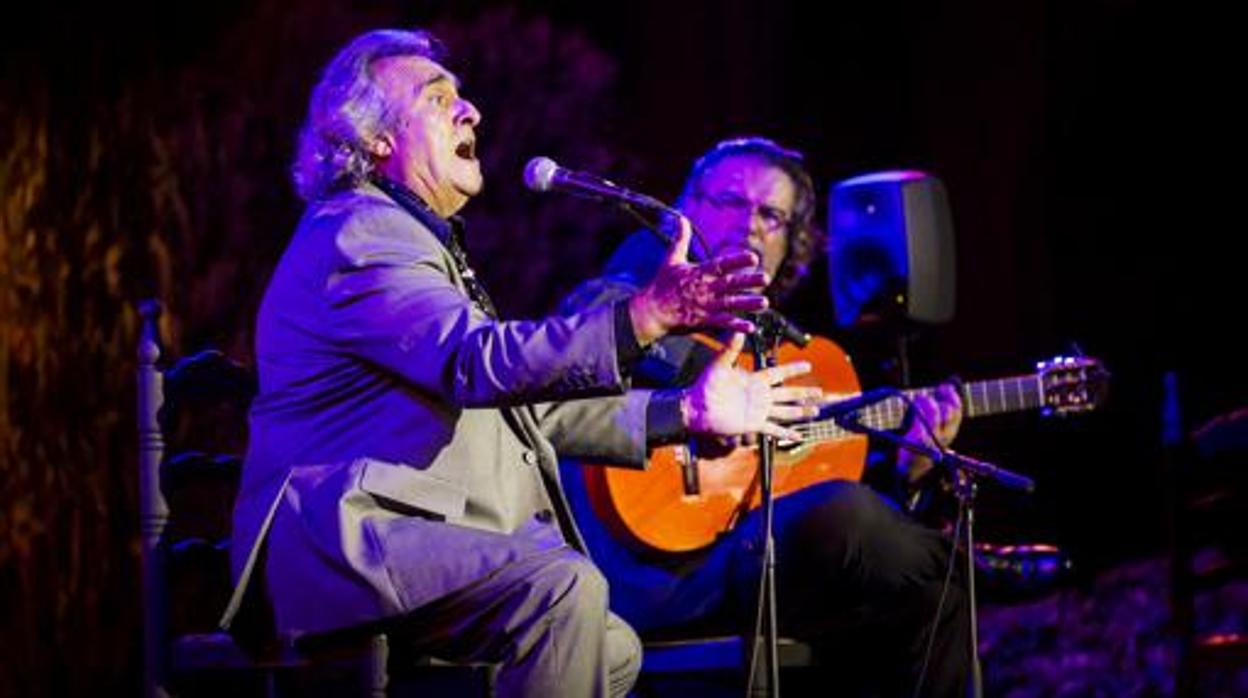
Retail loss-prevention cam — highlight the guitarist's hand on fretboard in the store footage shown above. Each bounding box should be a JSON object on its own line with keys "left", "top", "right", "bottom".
{"left": 898, "top": 382, "right": 965, "bottom": 484}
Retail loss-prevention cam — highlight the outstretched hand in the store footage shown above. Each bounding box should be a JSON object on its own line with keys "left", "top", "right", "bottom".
{"left": 628, "top": 216, "right": 769, "bottom": 346}
{"left": 680, "top": 333, "right": 823, "bottom": 442}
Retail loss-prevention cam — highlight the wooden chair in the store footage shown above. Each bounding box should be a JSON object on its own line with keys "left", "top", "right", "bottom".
{"left": 138, "top": 300, "right": 497, "bottom": 697}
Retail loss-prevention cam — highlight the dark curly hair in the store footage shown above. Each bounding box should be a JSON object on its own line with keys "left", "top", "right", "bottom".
{"left": 677, "top": 136, "right": 822, "bottom": 302}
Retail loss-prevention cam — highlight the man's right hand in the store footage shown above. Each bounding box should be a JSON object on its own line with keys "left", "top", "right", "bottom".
{"left": 628, "top": 216, "right": 769, "bottom": 346}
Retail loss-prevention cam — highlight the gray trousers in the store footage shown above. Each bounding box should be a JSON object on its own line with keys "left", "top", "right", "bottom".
{"left": 392, "top": 545, "right": 643, "bottom": 697}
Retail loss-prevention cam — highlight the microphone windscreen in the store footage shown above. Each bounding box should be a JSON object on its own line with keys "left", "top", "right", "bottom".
{"left": 523, "top": 157, "right": 559, "bottom": 192}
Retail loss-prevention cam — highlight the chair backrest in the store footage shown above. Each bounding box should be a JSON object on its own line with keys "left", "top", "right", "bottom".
{"left": 138, "top": 300, "right": 258, "bottom": 696}
{"left": 138, "top": 300, "right": 499, "bottom": 698}
{"left": 138, "top": 300, "right": 166, "bottom": 698}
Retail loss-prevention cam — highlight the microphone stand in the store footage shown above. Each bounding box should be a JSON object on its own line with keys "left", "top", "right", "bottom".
{"left": 635, "top": 207, "right": 806, "bottom": 696}
{"left": 835, "top": 411, "right": 1034, "bottom": 698}
{"left": 746, "top": 320, "right": 784, "bottom": 698}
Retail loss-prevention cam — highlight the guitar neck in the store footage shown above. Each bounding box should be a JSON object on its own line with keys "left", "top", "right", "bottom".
{"left": 959, "top": 374, "right": 1045, "bottom": 418}
{"left": 799, "top": 374, "right": 1043, "bottom": 442}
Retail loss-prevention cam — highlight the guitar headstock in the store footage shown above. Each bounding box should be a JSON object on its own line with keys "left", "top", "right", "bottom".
{"left": 1036, "top": 355, "right": 1110, "bottom": 417}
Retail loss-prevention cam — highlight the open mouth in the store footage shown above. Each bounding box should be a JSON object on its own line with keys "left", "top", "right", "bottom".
{"left": 455, "top": 139, "right": 476, "bottom": 160}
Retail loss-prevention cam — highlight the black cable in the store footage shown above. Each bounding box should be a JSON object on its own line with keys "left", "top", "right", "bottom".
{"left": 912, "top": 493, "right": 967, "bottom": 698}
{"left": 623, "top": 203, "right": 713, "bottom": 264}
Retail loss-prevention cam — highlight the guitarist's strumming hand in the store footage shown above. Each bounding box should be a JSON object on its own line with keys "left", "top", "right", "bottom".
{"left": 628, "top": 215, "right": 769, "bottom": 346}
{"left": 899, "top": 383, "right": 964, "bottom": 483}
{"left": 679, "top": 332, "right": 823, "bottom": 442}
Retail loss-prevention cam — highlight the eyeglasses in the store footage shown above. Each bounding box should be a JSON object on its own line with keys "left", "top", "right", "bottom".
{"left": 696, "top": 190, "right": 792, "bottom": 234}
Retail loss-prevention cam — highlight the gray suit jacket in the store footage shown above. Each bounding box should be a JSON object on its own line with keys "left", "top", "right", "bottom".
{"left": 229, "top": 183, "right": 652, "bottom": 636}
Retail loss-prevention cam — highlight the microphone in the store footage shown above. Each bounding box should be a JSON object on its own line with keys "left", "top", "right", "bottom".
{"left": 524, "top": 157, "right": 678, "bottom": 216}
{"left": 755, "top": 309, "right": 811, "bottom": 348}
{"left": 525, "top": 157, "right": 802, "bottom": 347}
{"left": 819, "top": 387, "right": 901, "bottom": 422}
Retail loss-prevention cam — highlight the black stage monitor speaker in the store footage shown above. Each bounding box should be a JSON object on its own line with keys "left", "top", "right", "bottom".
{"left": 827, "top": 170, "right": 956, "bottom": 328}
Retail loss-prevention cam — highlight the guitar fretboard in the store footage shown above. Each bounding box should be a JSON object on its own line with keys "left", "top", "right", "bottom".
{"left": 796, "top": 374, "right": 1044, "bottom": 443}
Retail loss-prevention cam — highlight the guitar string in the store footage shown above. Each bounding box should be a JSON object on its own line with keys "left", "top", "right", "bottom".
{"left": 793, "top": 376, "right": 1045, "bottom": 442}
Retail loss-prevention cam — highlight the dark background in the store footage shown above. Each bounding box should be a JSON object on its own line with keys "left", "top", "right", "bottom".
{"left": 1, "top": 0, "right": 1230, "bottom": 693}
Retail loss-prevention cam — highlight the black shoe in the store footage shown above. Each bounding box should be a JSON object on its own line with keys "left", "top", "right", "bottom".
{"left": 974, "top": 543, "right": 1073, "bottom": 600}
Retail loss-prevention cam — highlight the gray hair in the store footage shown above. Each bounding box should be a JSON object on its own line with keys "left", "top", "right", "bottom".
{"left": 292, "top": 29, "right": 446, "bottom": 201}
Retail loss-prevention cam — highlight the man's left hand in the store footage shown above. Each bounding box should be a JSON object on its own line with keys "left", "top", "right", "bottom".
{"left": 679, "top": 333, "right": 823, "bottom": 441}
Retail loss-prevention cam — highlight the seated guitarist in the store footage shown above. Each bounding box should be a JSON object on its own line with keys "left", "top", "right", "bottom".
{"left": 559, "top": 136, "right": 969, "bottom": 698}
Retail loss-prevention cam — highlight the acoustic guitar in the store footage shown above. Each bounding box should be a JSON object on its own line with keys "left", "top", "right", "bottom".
{"left": 582, "top": 335, "right": 1107, "bottom": 554}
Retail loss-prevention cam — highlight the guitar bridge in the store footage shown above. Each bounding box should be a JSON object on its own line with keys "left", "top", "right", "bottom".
{"left": 676, "top": 444, "right": 700, "bottom": 496}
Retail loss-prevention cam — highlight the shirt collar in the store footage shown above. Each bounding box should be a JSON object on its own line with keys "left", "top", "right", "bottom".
{"left": 370, "top": 176, "right": 467, "bottom": 249}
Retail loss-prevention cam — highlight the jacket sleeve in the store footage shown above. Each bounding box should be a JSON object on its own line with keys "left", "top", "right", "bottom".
{"left": 539, "top": 272, "right": 702, "bottom": 468}
{"left": 560, "top": 272, "right": 704, "bottom": 390}
{"left": 530, "top": 394, "right": 651, "bottom": 469}
{"left": 316, "top": 198, "right": 627, "bottom": 408}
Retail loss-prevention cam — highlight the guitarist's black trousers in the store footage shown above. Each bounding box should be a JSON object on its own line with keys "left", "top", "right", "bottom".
{"left": 563, "top": 472, "right": 971, "bottom": 698}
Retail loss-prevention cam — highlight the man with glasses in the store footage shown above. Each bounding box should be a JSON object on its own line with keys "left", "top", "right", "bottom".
{"left": 560, "top": 137, "right": 970, "bottom": 697}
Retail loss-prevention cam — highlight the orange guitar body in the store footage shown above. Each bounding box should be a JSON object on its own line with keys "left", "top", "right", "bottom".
{"left": 582, "top": 336, "right": 868, "bottom": 554}
{"left": 579, "top": 334, "right": 1108, "bottom": 555}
